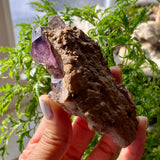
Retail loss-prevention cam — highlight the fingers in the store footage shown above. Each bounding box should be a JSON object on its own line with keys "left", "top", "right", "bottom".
{"left": 19, "top": 95, "right": 72, "bottom": 160}
{"left": 86, "top": 116, "right": 147, "bottom": 160}
{"left": 62, "top": 117, "right": 95, "bottom": 160}
{"left": 86, "top": 134, "right": 120, "bottom": 160}
{"left": 110, "top": 66, "right": 122, "bottom": 83}
{"left": 117, "top": 116, "right": 147, "bottom": 160}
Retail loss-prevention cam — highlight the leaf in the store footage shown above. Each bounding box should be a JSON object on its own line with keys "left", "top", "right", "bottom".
{"left": 16, "top": 95, "right": 24, "bottom": 114}
{"left": 0, "top": 46, "right": 15, "bottom": 53}
{"left": 130, "top": 7, "right": 148, "bottom": 32}
{"left": 29, "top": 0, "right": 57, "bottom": 14}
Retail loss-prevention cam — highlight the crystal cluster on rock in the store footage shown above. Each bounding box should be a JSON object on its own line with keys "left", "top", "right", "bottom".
{"left": 31, "top": 16, "right": 137, "bottom": 147}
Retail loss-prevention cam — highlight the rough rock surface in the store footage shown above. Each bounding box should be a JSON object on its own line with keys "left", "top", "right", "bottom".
{"left": 31, "top": 23, "right": 138, "bottom": 147}
{"left": 42, "top": 25, "right": 137, "bottom": 147}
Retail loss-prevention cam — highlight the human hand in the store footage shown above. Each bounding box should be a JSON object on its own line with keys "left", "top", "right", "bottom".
{"left": 19, "top": 66, "right": 147, "bottom": 160}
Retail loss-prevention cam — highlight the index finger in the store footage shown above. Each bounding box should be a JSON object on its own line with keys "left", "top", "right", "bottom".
{"left": 110, "top": 66, "right": 122, "bottom": 83}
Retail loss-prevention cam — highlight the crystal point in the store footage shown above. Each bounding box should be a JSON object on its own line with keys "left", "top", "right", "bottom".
{"left": 48, "top": 15, "right": 65, "bottom": 29}
{"left": 31, "top": 15, "right": 65, "bottom": 83}
{"left": 31, "top": 27, "right": 58, "bottom": 68}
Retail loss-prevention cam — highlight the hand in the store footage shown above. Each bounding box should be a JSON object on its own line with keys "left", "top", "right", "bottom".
{"left": 19, "top": 66, "right": 147, "bottom": 160}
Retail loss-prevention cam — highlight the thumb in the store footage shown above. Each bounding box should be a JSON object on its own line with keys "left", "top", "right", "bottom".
{"left": 28, "top": 95, "right": 72, "bottom": 160}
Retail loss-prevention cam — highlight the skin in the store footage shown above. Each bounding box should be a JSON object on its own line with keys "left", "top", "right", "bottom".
{"left": 19, "top": 66, "right": 147, "bottom": 160}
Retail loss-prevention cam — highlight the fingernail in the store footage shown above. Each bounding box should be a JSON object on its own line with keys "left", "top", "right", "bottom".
{"left": 137, "top": 116, "right": 148, "bottom": 128}
{"left": 144, "top": 117, "right": 148, "bottom": 123}
{"left": 39, "top": 97, "right": 53, "bottom": 119}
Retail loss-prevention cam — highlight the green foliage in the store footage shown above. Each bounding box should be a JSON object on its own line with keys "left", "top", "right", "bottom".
{"left": 142, "top": 129, "right": 160, "bottom": 160}
{"left": 0, "top": 0, "right": 160, "bottom": 159}
{"left": 0, "top": 0, "right": 54, "bottom": 158}
{"left": 61, "top": 4, "right": 100, "bottom": 25}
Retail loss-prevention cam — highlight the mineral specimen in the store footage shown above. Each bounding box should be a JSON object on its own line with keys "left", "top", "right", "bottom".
{"left": 31, "top": 16, "right": 137, "bottom": 147}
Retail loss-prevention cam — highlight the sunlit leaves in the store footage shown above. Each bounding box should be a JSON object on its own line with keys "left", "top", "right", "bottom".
{"left": 0, "top": 0, "right": 54, "bottom": 158}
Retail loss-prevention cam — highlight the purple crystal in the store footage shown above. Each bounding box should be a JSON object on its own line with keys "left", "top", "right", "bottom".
{"left": 31, "top": 27, "right": 58, "bottom": 68}
{"left": 31, "top": 16, "right": 65, "bottom": 95}
{"left": 31, "top": 16, "right": 65, "bottom": 68}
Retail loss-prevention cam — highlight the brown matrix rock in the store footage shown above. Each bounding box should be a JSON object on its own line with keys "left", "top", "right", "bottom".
{"left": 44, "top": 25, "right": 137, "bottom": 147}
{"left": 31, "top": 18, "right": 137, "bottom": 147}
